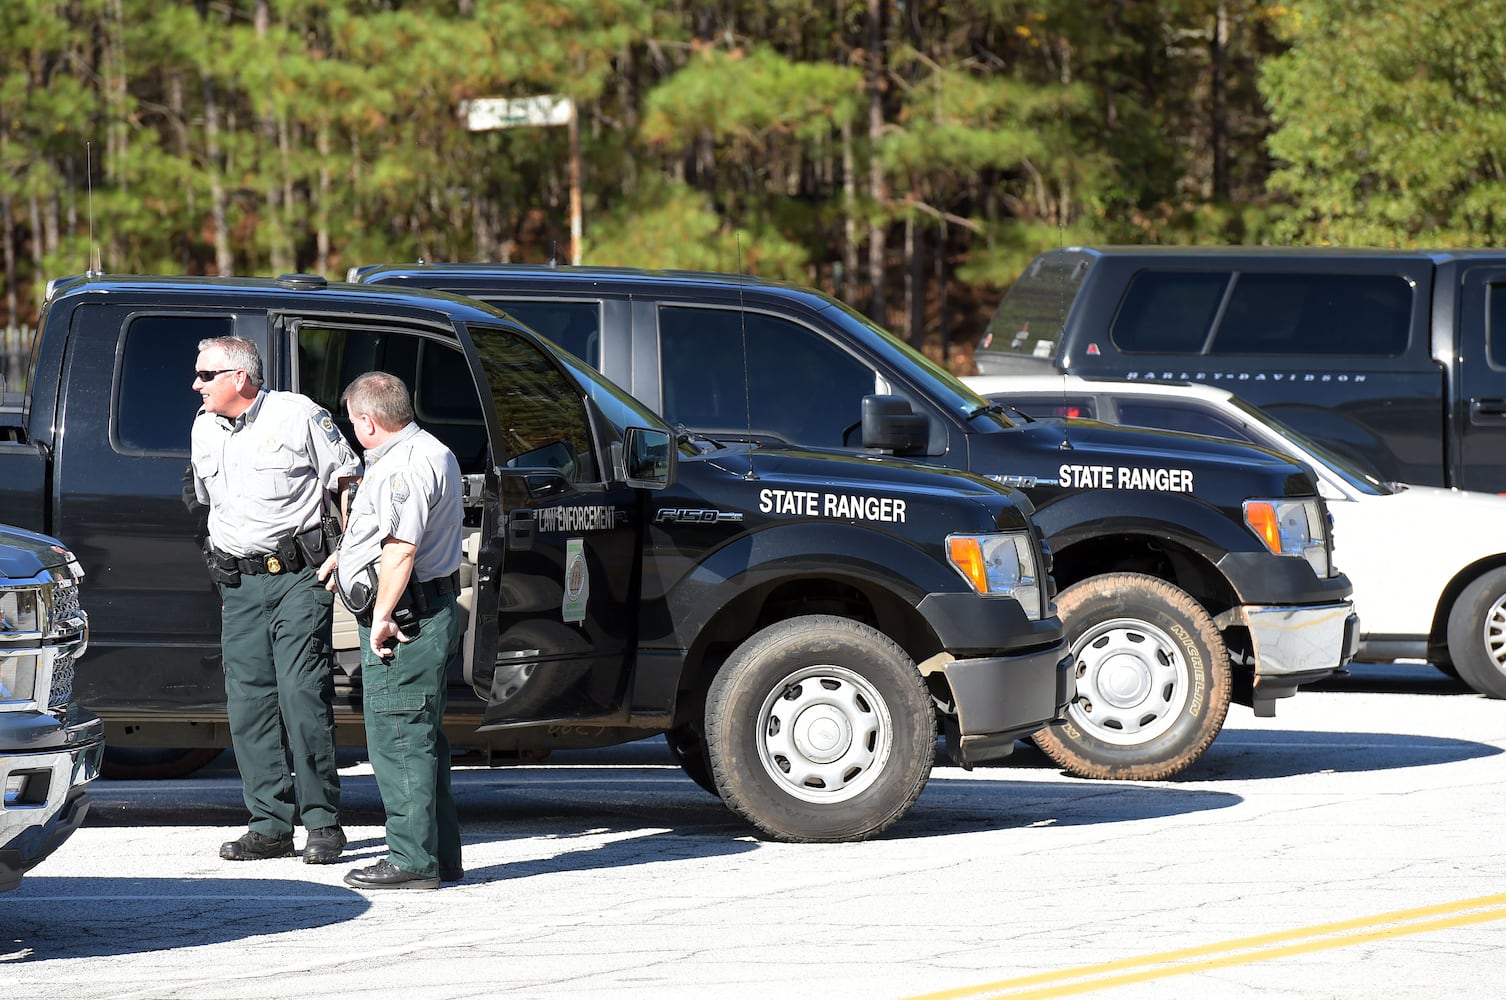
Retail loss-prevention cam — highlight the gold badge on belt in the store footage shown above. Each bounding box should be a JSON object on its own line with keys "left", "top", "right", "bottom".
{"left": 266, "top": 555, "right": 283, "bottom": 574}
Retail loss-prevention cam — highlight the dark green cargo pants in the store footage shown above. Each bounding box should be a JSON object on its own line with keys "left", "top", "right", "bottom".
{"left": 357, "top": 595, "right": 462, "bottom": 877}
{"left": 219, "top": 565, "right": 341, "bottom": 836}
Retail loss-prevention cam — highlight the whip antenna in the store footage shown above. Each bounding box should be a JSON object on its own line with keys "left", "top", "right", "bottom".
{"left": 87, "top": 142, "right": 101, "bottom": 276}
{"left": 737, "top": 232, "right": 757, "bottom": 480}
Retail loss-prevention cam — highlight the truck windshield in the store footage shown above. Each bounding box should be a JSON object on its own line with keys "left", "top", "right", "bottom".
{"left": 1225, "top": 395, "right": 1392, "bottom": 496}
{"left": 815, "top": 297, "right": 1015, "bottom": 430}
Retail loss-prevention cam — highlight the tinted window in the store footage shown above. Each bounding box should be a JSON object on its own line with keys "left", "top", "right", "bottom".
{"left": 1116, "top": 400, "right": 1256, "bottom": 443}
{"left": 659, "top": 306, "right": 877, "bottom": 448}
{"left": 1213, "top": 273, "right": 1411, "bottom": 356}
{"left": 480, "top": 299, "right": 599, "bottom": 368}
{"left": 466, "top": 325, "right": 598, "bottom": 482}
{"left": 982, "top": 249, "right": 1092, "bottom": 359}
{"left": 1488, "top": 285, "right": 1506, "bottom": 368}
{"left": 1111, "top": 272, "right": 1228, "bottom": 353}
{"left": 298, "top": 325, "right": 495, "bottom": 475}
{"left": 117, "top": 314, "right": 233, "bottom": 453}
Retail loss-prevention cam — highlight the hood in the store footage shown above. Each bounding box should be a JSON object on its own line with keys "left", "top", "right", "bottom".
{"left": 697, "top": 441, "right": 1036, "bottom": 532}
{"left": 0, "top": 523, "right": 82, "bottom": 582}
{"left": 989, "top": 418, "right": 1319, "bottom": 498}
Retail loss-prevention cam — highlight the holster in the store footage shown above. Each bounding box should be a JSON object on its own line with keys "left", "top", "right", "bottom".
{"left": 295, "top": 526, "right": 328, "bottom": 565}
{"left": 203, "top": 540, "right": 241, "bottom": 587}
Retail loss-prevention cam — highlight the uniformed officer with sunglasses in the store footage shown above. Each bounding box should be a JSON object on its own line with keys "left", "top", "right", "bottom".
{"left": 190, "top": 335, "right": 360, "bottom": 866}
{"left": 319, "top": 370, "right": 464, "bottom": 890}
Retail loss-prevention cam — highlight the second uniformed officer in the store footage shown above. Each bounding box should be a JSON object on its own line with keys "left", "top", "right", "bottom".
{"left": 320, "top": 371, "right": 464, "bottom": 890}
{"left": 190, "top": 335, "right": 360, "bottom": 865}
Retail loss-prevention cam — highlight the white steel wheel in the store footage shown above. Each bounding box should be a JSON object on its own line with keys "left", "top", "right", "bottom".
{"left": 703, "top": 614, "right": 934, "bottom": 843}
{"left": 753, "top": 663, "right": 893, "bottom": 804}
{"left": 1068, "top": 616, "right": 1190, "bottom": 747}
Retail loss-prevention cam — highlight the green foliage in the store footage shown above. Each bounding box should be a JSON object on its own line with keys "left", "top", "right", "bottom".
{"left": 1261, "top": 0, "right": 1506, "bottom": 245}
{"left": 585, "top": 177, "right": 809, "bottom": 280}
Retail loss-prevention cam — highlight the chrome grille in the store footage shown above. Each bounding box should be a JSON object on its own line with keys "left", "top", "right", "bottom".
{"left": 49, "top": 649, "right": 75, "bottom": 711}
{"left": 52, "top": 582, "right": 81, "bottom": 624}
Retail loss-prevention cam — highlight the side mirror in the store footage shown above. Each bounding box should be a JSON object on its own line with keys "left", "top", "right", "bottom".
{"left": 861, "top": 395, "right": 929, "bottom": 453}
{"left": 615, "top": 426, "right": 674, "bottom": 489}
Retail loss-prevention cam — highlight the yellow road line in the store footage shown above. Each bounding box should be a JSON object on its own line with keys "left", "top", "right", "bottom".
{"left": 906, "top": 893, "right": 1506, "bottom": 1000}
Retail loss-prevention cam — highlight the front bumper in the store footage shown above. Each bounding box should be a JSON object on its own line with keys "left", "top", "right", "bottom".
{"left": 1, "top": 715, "right": 104, "bottom": 892}
{"left": 1218, "top": 601, "right": 1359, "bottom": 717}
{"left": 921, "top": 638, "right": 1074, "bottom": 769}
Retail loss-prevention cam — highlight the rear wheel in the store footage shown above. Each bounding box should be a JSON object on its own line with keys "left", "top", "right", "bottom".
{"left": 1445, "top": 567, "right": 1506, "bottom": 699}
{"left": 1034, "top": 573, "right": 1230, "bottom": 780}
{"left": 703, "top": 615, "right": 934, "bottom": 843}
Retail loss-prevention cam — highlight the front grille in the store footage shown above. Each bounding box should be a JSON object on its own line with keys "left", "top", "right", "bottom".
{"left": 52, "top": 582, "right": 81, "bottom": 624}
{"left": 49, "top": 649, "right": 75, "bottom": 711}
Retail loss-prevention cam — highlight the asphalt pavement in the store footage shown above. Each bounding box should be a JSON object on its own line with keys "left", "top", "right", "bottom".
{"left": 3, "top": 662, "right": 1503, "bottom": 1000}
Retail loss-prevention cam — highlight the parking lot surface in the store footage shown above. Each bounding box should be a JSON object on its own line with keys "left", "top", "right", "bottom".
{"left": 3, "top": 663, "right": 1502, "bottom": 1000}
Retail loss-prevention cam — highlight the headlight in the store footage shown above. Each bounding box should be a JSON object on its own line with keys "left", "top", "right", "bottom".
{"left": 0, "top": 651, "right": 40, "bottom": 708}
{"left": 0, "top": 587, "right": 43, "bottom": 634}
{"left": 946, "top": 531, "right": 1043, "bottom": 619}
{"left": 1243, "top": 498, "right": 1330, "bottom": 577}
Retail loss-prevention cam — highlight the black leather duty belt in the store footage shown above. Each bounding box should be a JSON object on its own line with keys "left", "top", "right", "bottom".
{"left": 231, "top": 549, "right": 306, "bottom": 576}
{"left": 415, "top": 570, "right": 462, "bottom": 604}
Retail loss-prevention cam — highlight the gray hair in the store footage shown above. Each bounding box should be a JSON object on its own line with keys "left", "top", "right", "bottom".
{"left": 341, "top": 371, "right": 414, "bottom": 431}
{"left": 197, "top": 336, "right": 264, "bottom": 387}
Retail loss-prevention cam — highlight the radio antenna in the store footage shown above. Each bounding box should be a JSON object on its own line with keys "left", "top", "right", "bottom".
{"left": 736, "top": 232, "right": 757, "bottom": 481}
{"left": 1056, "top": 218, "right": 1072, "bottom": 452}
{"left": 86, "top": 142, "right": 101, "bottom": 277}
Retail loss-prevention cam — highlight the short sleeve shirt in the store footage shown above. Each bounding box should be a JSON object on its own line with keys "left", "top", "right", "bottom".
{"left": 336, "top": 422, "right": 463, "bottom": 596}
{"left": 191, "top": 390, "right": 361, "bottom": 557}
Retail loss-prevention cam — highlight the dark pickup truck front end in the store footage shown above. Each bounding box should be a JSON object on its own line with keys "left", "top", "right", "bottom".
{"left": 1, "top": 524, "right": 101, "bottom": 891}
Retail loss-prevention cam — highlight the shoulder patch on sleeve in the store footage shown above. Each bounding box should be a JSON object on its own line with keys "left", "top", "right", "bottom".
{"left": 314, "top": 408, "right": 342, "bottom": 443}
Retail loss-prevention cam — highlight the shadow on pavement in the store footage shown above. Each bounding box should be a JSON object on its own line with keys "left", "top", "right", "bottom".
{"left": 0, "top": 877, "right": 369, "bottom": 962}
{"left": 1176, "top": 728, "right": 1502, "bottom": 781}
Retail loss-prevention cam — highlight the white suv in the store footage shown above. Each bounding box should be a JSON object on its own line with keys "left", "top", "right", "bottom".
{"left": 965, "top": 373, "right": 1506, "bottom": 699}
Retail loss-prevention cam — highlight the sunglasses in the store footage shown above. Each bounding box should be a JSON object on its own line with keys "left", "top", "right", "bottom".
{"left": 194, "top": 369, "right": 237, "bottom": 382}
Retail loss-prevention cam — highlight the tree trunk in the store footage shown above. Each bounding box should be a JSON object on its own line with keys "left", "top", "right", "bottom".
{"left": 1211, "top": 0, "right": 1229, "bottom": 202}
{"left": 841, "top": 120, "right": 857, "bottom": 304}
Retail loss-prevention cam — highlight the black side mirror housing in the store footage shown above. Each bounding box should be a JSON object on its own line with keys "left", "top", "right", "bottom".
{"left": 861, "top": 395, "right": 929, "bottom": 453}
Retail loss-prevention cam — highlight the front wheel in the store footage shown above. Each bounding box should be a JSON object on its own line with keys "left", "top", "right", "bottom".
{"left": 1445, "top": 567, "right": 1506, "bottom": 698}
{"left": 1033, "top": 573, "right": 1231, "bottom": 781}
{"left": 703, "top": 615, "right": 935, "bottom": 843}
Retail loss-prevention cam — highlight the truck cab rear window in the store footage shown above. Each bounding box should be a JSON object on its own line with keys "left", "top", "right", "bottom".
{"left": 1112, "top": 271, "right": 1413, "bottom": 357}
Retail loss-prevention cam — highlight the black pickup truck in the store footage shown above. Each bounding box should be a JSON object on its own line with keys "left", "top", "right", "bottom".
{"left": 0, "top": 272, "right": 1072, "bottom": 843}
{"left": 1, "top": 523, "right": 101, "bottom": 891}
{"left": 350, "top": 263, "right": 1360, "bottom": 781}
{"left": 976, "top": 246, "right": 1506, "bottom": 492}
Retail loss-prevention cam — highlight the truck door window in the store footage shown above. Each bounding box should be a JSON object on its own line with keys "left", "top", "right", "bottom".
{"left": 466, "top": 325, "right": 599, "bottom": 482}
{"left": 482, "top": 299, "right": 601, "bottom": 369}
{"left": 117, "top": 314, "right": 234, "bottom": 453}
{"left": 658, "top": 306, "right": 879, "bottom": 448}
{"left": 1213, "top": 273, "right": 1411, "bottom": 356}
{"left": 1111, "top": 272, "right": 1229, "bottom": 353}
{"left": 1488, "top": 285, "right": 1506, "bottom": 368}
{"left": 296, "top": 326, "right": 493, "bottom": 474}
